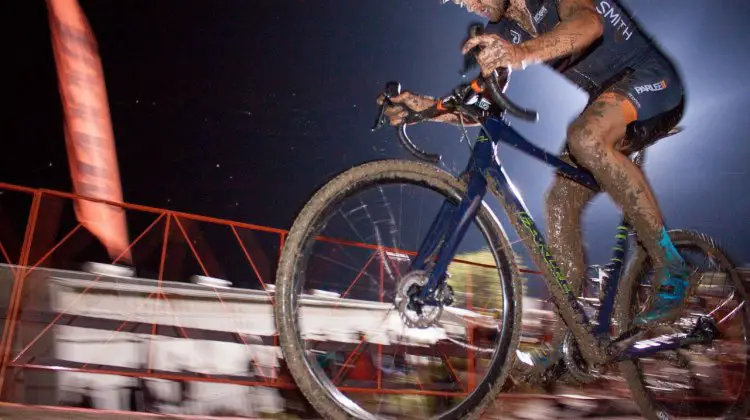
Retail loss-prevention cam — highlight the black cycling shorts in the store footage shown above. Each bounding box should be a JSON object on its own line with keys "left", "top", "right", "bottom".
{"left": 610, "top": 50, "right": 684, "bottom": 121}
{"left": 572, "top": 49, "right": 685, "bottom": 152}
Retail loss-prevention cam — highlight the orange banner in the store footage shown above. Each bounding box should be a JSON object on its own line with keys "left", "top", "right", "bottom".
{"left": 47, "top": 0, "right": 131, "bottom": 264}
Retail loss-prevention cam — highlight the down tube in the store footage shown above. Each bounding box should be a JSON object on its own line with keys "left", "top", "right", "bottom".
{"left": 486, "top": 166, "right": 590, "bottom": 325}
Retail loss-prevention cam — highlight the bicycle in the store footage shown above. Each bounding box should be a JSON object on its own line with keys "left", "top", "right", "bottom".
{"left": 274, "top": 35, "right": 749, "bottom": 420}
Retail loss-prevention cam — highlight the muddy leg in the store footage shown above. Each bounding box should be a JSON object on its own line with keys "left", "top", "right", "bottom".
{"left": 545, "top": 154, "right": 598, "bottom": 343}
{"left": 566, "top": 93, "right": 680, "bottom": 272}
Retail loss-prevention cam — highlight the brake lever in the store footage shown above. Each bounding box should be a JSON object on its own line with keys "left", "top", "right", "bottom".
{"left": 460, "top": 23, "right": 485, "bottom": 77}
{"left": 371, "top": 81, "right": 402, "bottom": 131}
{"left": 463, "top": 24, "right": 539, "bottom": 122}
{"left": 371, "top": 81, "right": 442, "bottom": 164}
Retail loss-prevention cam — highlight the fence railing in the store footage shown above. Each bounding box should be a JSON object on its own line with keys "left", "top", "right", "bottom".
{"left": 0, "top": 182, "right": 568, "bottom": 414}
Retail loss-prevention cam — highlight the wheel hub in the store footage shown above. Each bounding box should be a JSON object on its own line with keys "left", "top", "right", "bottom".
{"left": 394, "top": 270, "right": 453, "bottom": 329}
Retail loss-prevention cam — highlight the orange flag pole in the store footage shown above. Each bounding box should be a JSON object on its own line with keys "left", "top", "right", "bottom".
{"left": 46, "top": 0, "right": 132, "bottom": 265}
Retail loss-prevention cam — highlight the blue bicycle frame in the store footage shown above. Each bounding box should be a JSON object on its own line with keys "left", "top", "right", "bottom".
{"left": 407, "top": 115, "right": 690, "bottom": 362}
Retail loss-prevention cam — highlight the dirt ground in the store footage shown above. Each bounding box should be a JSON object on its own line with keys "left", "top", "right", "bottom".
{"left": 0, "top": 400, "right": 649, "bottom": 420}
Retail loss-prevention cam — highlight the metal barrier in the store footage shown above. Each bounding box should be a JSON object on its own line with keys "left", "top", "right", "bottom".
{"left": 0, "top": 181, "right": 566, "bottom": 415}
{"left": 1, "top": 181, "right": 745, "bottom": 419}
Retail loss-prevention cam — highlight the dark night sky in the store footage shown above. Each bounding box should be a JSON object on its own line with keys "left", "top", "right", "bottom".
{"left": 5, "top": 0, "right": 750, "bottom": 278}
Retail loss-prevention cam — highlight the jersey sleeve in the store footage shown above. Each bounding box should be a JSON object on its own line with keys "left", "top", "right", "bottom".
{"left": 484, "top": 19, "right": 532, "bottom": 45}
{"left": 485, "top": 18, "right": 569, "bottom": 71}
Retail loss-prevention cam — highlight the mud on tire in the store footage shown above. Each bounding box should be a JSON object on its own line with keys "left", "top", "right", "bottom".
{"left": 274, "top": 159, "right": 524, "bottom": 420}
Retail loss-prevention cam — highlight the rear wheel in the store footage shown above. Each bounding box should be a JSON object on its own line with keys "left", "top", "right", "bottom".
{"left": 275, "top": 159, "right": 523, "bottom": 419}
{"left": 616, "top": 229, "right": 750, "bottom": 419}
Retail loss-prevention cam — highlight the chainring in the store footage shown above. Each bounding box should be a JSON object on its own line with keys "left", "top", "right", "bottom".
{"left": 562, "top": 332, "right": 601, "bottom": 384}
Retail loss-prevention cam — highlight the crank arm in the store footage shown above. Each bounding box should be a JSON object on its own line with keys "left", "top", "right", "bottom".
{"left": 610, "top": 316, "right": 719, "bottom": 363}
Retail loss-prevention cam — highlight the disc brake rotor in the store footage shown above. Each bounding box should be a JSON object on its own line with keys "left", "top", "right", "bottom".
{"left": 394, "top": 270, "right": 452, "bottom": 329}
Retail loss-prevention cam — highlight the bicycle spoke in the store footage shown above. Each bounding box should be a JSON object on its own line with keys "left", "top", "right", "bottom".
{"left": 276, "top": 170, "right": 521, "bottom": 419}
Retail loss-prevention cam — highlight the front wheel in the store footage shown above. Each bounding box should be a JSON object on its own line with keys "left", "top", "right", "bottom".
{"left": 275, "top": 159, "right": 523, "bottom": 419}
{"left": 616, "top": 229, "right": 750, "bottom": 419}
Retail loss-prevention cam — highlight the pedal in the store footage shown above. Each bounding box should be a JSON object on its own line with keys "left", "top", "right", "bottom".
{"left": 687, "top": 315, "right": 720, "bottom": 344}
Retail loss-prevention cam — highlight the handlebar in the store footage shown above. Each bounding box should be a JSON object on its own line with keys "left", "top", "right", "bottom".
{"left": 371, "top": 24, "right": 539, "bottom": 163}
{"left": 397, "top": 123, "right": 441, "bottom": 163}
{"left": 463, "top": 23, "right": 538, "bottom": 123}
{"left": 371, "top": 81, "right": 442, "bottom": 163}
{"left": 484, "top": 71, "right": 539, "bottom": 122}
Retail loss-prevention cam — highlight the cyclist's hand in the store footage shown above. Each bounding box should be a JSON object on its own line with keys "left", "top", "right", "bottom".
{"left": 462, "top": 34, "right": 526, "bottom": 77}
{"left": 376, "top": 92, "right": 436, "bottom": 126}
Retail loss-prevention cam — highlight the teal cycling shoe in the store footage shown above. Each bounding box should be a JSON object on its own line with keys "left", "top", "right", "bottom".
{"left": 633, "top": 266, "right": 691, "bottom": 327}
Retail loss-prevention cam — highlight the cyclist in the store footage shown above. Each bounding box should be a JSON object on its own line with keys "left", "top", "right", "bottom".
{"left": 379, "top": 0, "right": 689, "bottom": 340}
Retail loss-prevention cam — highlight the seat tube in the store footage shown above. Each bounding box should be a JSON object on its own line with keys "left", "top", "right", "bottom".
{"left": 595, "top": 219, "right": 630, "bottom": 335}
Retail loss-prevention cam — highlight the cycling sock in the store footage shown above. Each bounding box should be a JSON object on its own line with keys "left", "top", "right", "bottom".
{"left": 657, "top": 226, "right": 685, "bottom": 272}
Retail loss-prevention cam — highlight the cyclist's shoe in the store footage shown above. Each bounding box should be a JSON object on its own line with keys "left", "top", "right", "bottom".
{"left": 633, "top": 266, "right": 691, "bottom": 327}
